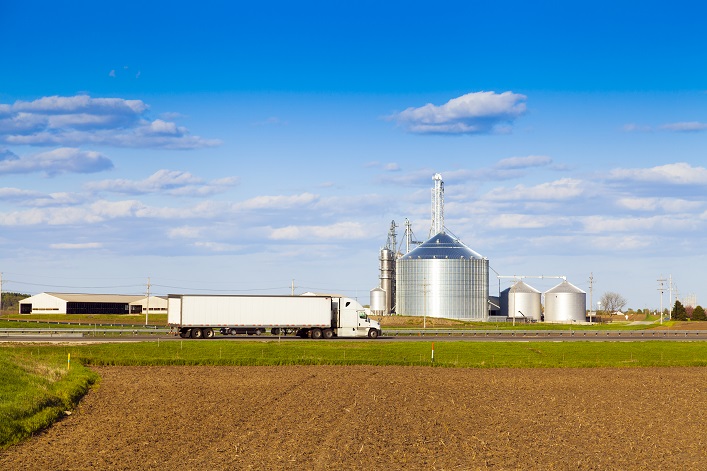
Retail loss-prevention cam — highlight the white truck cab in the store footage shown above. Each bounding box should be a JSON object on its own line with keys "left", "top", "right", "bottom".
{"left": 335, "top": 297, "right": 381, "bottom": 338}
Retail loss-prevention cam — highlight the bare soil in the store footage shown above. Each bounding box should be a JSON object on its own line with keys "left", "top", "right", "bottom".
{"left": 1, "top": 366, "right": 705, "bottom": 470}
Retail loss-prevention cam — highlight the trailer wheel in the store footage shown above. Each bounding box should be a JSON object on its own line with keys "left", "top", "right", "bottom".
{"left": 310, "top": 328, "right": 323, "bottom": 340}
{"left": 322, "top": 328, "right": 334, "bottom": 339}
{"left": 203, "top": 328, "right": 214, "bottom": 339}
{"left": 228, "top": 328, "right": 237, "bottom": 336}
{"left": 254, "top": 329, "right": 263, "bottom": 336}
{"left": 368, "top": 329, "right": 380, "bottom": 339}
{"left": 271, "top": 328, "right": 281, "bottom": 336}
{"left": 191, "top": 328, "right": 204, "bottom": 339}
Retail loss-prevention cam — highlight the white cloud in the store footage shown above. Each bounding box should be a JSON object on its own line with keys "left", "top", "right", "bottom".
{"left": 0, "top": 95, "right": 220, "bottom": 149}
{"left": 659, "top": 121, "right": 707, "bottom": 132}
{"left": 495, "top": 155, "right": 552, "bottom": 169}
{"left": 85, "top": 170, "right": 239, "bottom": 196}
{"left": 580, "top": 215, "right": 700, "bottom": 233}
{"left": 50, "top": 242, "right": 103, "bottom": 250}
{"left": 484, "top": 178, "right": 585, "bottom": 201}
{"left": 588, "top": 236, "right": 653, "bottom": 251}
{"left": 0, "top": 188, "right": 43, "bottom": 200}
{"left": 269, "top": 221, "right": 369, "bottom": 240}
{"left": 0, "top": 147, "right": 113, "bottom": 175}
{"left": 235, "top": 193, "right": 319, "bottom": 211}
{"left": 623, "top": 121, "right": 707, "bottom": 133}
{"left": 488, "top": 214, "right": 568, "bottom": 229}
{"left": 608, "top": 162, "right": 707, "bottom": 185}
{"left": 168, "top": 226, "right": 204, "bottom": 239}
{"left": 616, "top": 197, "right": 703, "bottom": 213}
{"left": 389, "top": 91, "right": 527, "bottom": 135}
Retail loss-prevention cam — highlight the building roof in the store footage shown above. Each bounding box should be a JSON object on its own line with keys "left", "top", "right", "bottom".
{"left": 401, "top": 232, "right": 484, "bottom": 260}
{"left": 41, "top": 293, "right": 147, "bottom": 303}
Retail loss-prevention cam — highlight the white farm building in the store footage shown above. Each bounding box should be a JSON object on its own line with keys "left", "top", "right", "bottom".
{"left": 18, "top": 293, "right": 167, "bottom": 315}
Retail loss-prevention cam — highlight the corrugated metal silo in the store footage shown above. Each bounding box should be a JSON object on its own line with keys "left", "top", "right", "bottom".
{"left": 395, "top": 232, "right": 489, "bottom": 320}
{"left": 370, "top": 287, "right": 386, "bottom": 316}
{"left": 501, "top": 281, "right": 542, "bottom": 320}
{"left": 544, "top": 280, "right": 586, "bottom": 322}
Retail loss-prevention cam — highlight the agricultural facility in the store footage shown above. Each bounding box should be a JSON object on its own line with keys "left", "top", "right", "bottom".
{"left": 373, "top": 173, "right": 588, "bottom": 323}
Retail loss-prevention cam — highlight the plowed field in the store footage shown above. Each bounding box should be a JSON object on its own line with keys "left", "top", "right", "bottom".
{"left": 2, "top": 366, "right": 705, "bottom": 470}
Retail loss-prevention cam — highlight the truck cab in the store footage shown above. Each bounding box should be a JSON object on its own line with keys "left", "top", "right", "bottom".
{"left": 334, "top": 297, "right": 381, "bottom": 338}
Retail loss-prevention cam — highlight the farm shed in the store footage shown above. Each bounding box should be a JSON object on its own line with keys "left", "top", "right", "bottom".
{"left": 18, "top": 292, "right": 167, "bottom": 315}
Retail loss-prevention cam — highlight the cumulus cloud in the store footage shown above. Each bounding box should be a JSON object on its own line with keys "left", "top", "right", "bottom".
{"left": 0, "top": 147, "right": 113, "bottom": 175}
{"left": 388, "top": 91, "right": 527, "bottom": 135}
{"left": 616, "top": 197, "right": 703, "bottom": 213}
{"left": 234, "top": 193, "right": 319, "bottom": 211}
{"left": 0, "top": 95, "right": 220, "bottom": 149}
{"left": 269, "top": 221, "right": 369, "bottom": 240}
{"left": 484, "top": 178, "right": 585, "bottom": 201}
{"left": 608, "top": 162, "right": 707, "bottom": 185}
{"left": 488, "top": 214, "right": 567, "bottom": 229}
{"left": 85, "top": 170, "right": 239, "bottom": 196}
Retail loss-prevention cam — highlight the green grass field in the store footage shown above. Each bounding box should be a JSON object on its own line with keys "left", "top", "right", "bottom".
{"left": 2, "top": 340, "right": 705, "bottom": 449}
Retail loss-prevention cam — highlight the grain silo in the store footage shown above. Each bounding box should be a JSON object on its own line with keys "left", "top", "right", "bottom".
{"left": 544, "top": 280, "right": 586, "bottom": 322}
{"left": 501, "top": 280, "right": 542, "bottom": 321}
{"left": 370, "top": 287, "right": 386, "bottom": 316}
{"left": 395, "top": 232, "right": 489, "bottom": 320}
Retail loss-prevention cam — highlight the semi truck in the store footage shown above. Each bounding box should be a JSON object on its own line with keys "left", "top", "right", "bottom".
{"left": 168, "top": 294, "right": 381, "bottom": 340}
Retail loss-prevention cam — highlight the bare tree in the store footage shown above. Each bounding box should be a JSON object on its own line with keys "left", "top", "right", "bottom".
{"left": 600, "top": 292, "right": 627, "bottom": 314}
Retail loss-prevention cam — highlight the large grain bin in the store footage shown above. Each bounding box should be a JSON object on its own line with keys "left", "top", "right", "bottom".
{"left": 395, "top": 232, "right": 489, "bottom": 320}
{"left": 544, "top": 280, "right": 586, "bottom": 322}
{"left": 501, "top": 281, "right": 542, "bottom": 320}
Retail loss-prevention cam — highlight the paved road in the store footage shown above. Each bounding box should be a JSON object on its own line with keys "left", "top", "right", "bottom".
{"left": 2, "top": 332, "right": 705, "bottom": 343}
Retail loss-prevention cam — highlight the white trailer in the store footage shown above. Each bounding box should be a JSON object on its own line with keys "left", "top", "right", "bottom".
{"left": 168, "top": 294, "right": 381, "bottom": 339}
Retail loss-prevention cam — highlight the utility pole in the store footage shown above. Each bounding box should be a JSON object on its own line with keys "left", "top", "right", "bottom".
{"left": 0, "top": 272, "right": 3, "bottom": 317}
{"left": 668, "top": 274, "right": 673, "bottom": 320}
{"left": 145, "top": 277, "right": 151, "bottom": 326}
{"left": 657, "top": 276, "right": 666, "bottom": 325}
{"left": 588, "top": 272, "right": 594, "bottom": 323}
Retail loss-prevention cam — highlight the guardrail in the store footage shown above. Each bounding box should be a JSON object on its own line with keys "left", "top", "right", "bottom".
{"left": 0, "top": 328, "right": 171, "bottom": 337}
{"left": 382, "top": 329, "right": 707, "bottom": 337}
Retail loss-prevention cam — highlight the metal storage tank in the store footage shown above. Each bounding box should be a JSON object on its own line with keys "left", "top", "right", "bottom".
{"left": 395, "top": 232, "right": 489, "bottom": 320}
{"left": 501, "top": 281, "right": 542, "bottom": 320}
{"left": 544, "top": 280, "right": 586, "bottom": 322}
{"left": 379, "top": 247, "right": 395, "bottom": 314}
{"left": 370, "top": 287, "right": 386, "bottom": 316}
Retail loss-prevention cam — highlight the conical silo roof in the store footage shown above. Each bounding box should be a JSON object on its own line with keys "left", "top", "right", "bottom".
{"left": 546, "top": 280, "right": 585, "bottom": 294}
{"left": 401, "top": 232, "right": 483, "bottom": 260}
{"left": 509, "top": 280, "right": 540, "bottom": 294}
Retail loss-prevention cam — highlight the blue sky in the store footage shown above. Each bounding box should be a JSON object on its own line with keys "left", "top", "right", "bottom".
{"left": 1, "top": 0, "right": 706, "bottom": 310}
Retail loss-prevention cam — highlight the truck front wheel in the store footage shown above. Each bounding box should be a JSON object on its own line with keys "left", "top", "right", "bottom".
{"left": 368, "top": 329, "right": 380, "bottom": 339}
